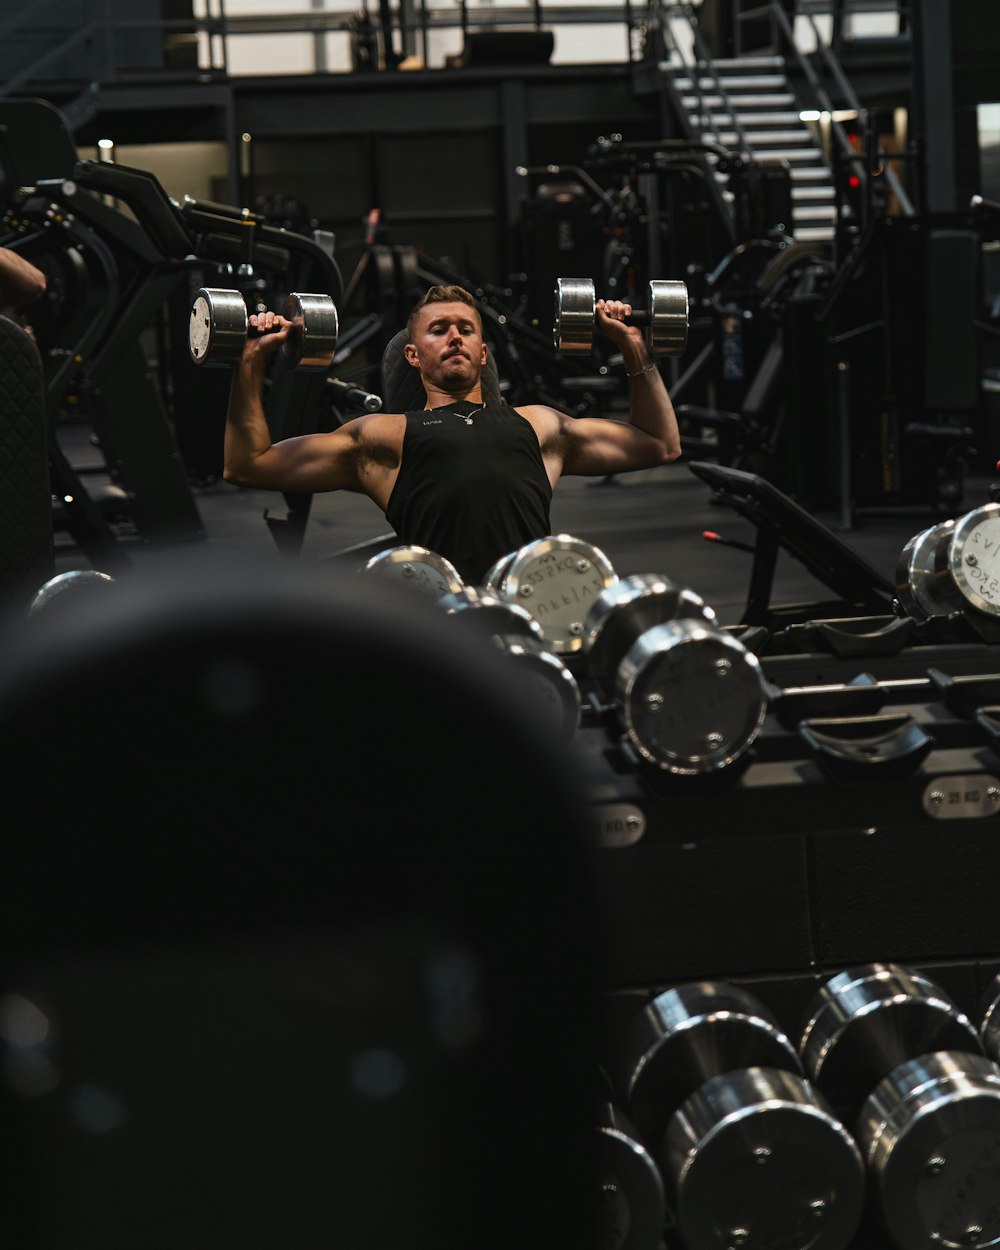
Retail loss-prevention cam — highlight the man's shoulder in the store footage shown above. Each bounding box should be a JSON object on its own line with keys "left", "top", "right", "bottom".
{"left": 340, "top": 409, "right": 407, "bottom": 444}
{"left": 513, "top": 401, "right": 562, "bottom": 417}
{"left": 513, "top": 402, "right": 567, "bottom": 431}
{"left": 353, "top": 409, "right": 408, "bottom": 428}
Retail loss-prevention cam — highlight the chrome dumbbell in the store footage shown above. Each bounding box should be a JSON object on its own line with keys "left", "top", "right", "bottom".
{"left": 188, "top": 287, "right": 339, "bottom": 369}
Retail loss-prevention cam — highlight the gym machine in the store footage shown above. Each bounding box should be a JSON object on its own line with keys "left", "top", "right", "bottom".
{"left": 0, "top": 314, "right": 53, "bottom": 614}
{"left": 2, "top": 158, "right": 203, "bottom": 569}
{"left": 0, "top": 98, "right": 344, "bottom": 567}
{"left": 670, "top": 236, "right": 837, "bottom": 474}
{"left": 803, "top": 208, "right": 985, "bottom": 520}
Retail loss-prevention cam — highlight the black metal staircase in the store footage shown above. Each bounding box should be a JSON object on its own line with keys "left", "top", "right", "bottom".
{"left": 665, "top": 51, "right": 837, "bottom": 241}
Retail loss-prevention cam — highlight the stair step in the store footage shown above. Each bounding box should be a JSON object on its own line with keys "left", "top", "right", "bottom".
{"left": 708, "top": 137, "right": 822, "bottom": 157}
{"left": 793, "top": 225, "right": 836, "bottom": 241}
{"left": 664, "top": 50, "right": 839, "bottom": 245}
{"left": 792, "top": 185, "right": 836, "bottom": 201}
{"left": 681, "top": 93, "right": 797, "bottom": 110}
{"left": 793, "top": 204, "right": 838, "bottom": 222}
{"left": 672, "top": 74, "right": 790, "bottom": 91}
{"left": 660, "top": 56, "right": 785, "bottom": 74}
{"left": 750, "top": 147, "right": 826, "bottom": 162}
{"left": 726, "top": 130, "right": 815, "bottom": 145}
{"left": 709, "top": 56, "right": 786, "bottom": 70}
{"left": 688, "top": 111, "right": 804, "bottom": 127}
{"left": 789, "top": 165, "right": 836, "bottom": 181}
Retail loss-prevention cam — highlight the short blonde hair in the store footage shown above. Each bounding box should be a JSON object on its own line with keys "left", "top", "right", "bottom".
{"left": 407, "top": 284, "right": 482, "bottom": 337}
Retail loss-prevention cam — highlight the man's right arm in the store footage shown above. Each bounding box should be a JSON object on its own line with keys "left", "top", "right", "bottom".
{"left": 0, "top": 248, "right": 47, "bottom": 307}
{"left": 223, "top": 314, "right": 367, "bottom": 495}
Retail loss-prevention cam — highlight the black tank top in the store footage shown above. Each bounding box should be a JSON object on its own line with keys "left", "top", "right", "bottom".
{"left": 385, "top": 401, "right": 553, "bottom": 584}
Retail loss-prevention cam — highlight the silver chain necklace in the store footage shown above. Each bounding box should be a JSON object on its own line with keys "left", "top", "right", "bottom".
{"left": 431, "top": 401, "right": 485, "bottom": 425}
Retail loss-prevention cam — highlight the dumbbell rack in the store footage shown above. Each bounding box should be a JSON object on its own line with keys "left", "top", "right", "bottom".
{"left": 574, "top": 620, "right": 1000, "bottom": 1250}
{"left": 356, "top": 525, "right": 1000, "bottom": 1248}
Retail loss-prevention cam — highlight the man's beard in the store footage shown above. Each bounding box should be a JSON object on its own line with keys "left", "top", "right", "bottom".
{"left": 434, "top": 353, "right": 475, "bottom": 391}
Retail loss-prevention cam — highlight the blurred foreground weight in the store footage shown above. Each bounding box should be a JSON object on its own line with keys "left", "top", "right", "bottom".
{"left": 26, "top": 569, "right": 115, "bottom": 618}
{"left": 487, "top": 633, "right": 581, "bottom": 749}
{"left": 188, "top": 288, "right": 339, "bottom": 369}
{"left": 437, "top": 585, "right": 582, "bottom": 748}
{"left": 438, "top": 584, "right": 543, "bottom": 641}
{"left": 553, "top": 277, "right": 688, "bottom": 357}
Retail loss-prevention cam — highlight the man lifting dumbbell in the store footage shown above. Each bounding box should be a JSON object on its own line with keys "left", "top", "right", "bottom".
{"left": 223, "top": 282, "right": 682, "bottom": 583}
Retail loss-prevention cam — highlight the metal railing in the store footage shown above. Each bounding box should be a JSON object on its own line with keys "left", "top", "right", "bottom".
{"left": 0, "top": 0, "right": 917, "bottom": 95}
{"left": 0, "top": 0, "right": 655, "bottom": 97}
{"left": 654, "top": 3, "right": 755, "bottom": 156}
{"left": 769, "top": 0, "right": 914, "bottom": 216}
{"left": 649, "top": 0, "right": 915, "bottom": 222}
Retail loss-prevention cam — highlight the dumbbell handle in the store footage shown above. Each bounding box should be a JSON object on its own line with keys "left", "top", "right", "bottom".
{"left": 600, "top": 303, "right": 652, "bottom": 327}
{"left": 594, "top": 288, "right": 673, "bottom": 327}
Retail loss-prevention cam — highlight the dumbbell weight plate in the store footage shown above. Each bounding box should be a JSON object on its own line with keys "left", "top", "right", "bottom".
{"left": 647, "top": 279, "right": 689, "bottom": 356}
{"left": 616, "top": 619, "right": 768, "bottom": 774}
{"left": 895, "top": 521, "right": 957, "bottom": 622}
{"left": 615, "top": 981, "right": 802, "bottom": 1153}
{"left": 189, "top": 287, "right": 248, "bottom": 366}
{"left": 492, "top": 533, "right": 618, "bottom": 655}
{"left": 939, "top": 502, "right": 1000, "bottom": 619}
{"left": 583, "top": 573, "right": 717, "bottom": 700}
{"left": 489, "top": 633, "right": 581, "bottom": 750}
{"left": 553, "top": 277, "right": 599, "bottom": 353}
{"left": 26, "top": 570, "right": 115, "bottom": 618}
{"left": 280, "top": 291, "right": 339, "bottom": 370}
{"left": 663, "top": 1067, "right": 865, "bottom": 1250}
{"left": 437, "top": 585, "right": 544, "bottom": 643}
{"left": 595, "top": 1100, "right": 666, "bottom": 1250}
{"left": 363, "top": 545, "right": 464, "bottom": 601}
{"left": 799, "top": 963, "right": 983, "bottom": 1124}
{"left": 481, "top": 548, "right": 519, "bottom": 593}
{"left": 857, "top": 1050, "right": 1000, "bottom": 1250}
{"left": 981, "top": 972, "right": 1000, "bottom": 1062}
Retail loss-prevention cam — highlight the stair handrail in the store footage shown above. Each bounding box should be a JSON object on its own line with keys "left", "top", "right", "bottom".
{"left": 798, "top": 5, "right": 913, "bottom": 215}
{"left": 762, "top": 0, "right": 913, "bottom": 217}
{"left": 657, "top": 2, "right": 755, "bottom": 159}
{"left": 645, "top": 5, "right": 751, "bottom": 245}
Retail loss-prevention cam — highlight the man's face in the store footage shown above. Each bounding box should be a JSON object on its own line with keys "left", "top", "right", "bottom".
{"left": 405, "top": 301, "right": 487, "bottom": 391}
